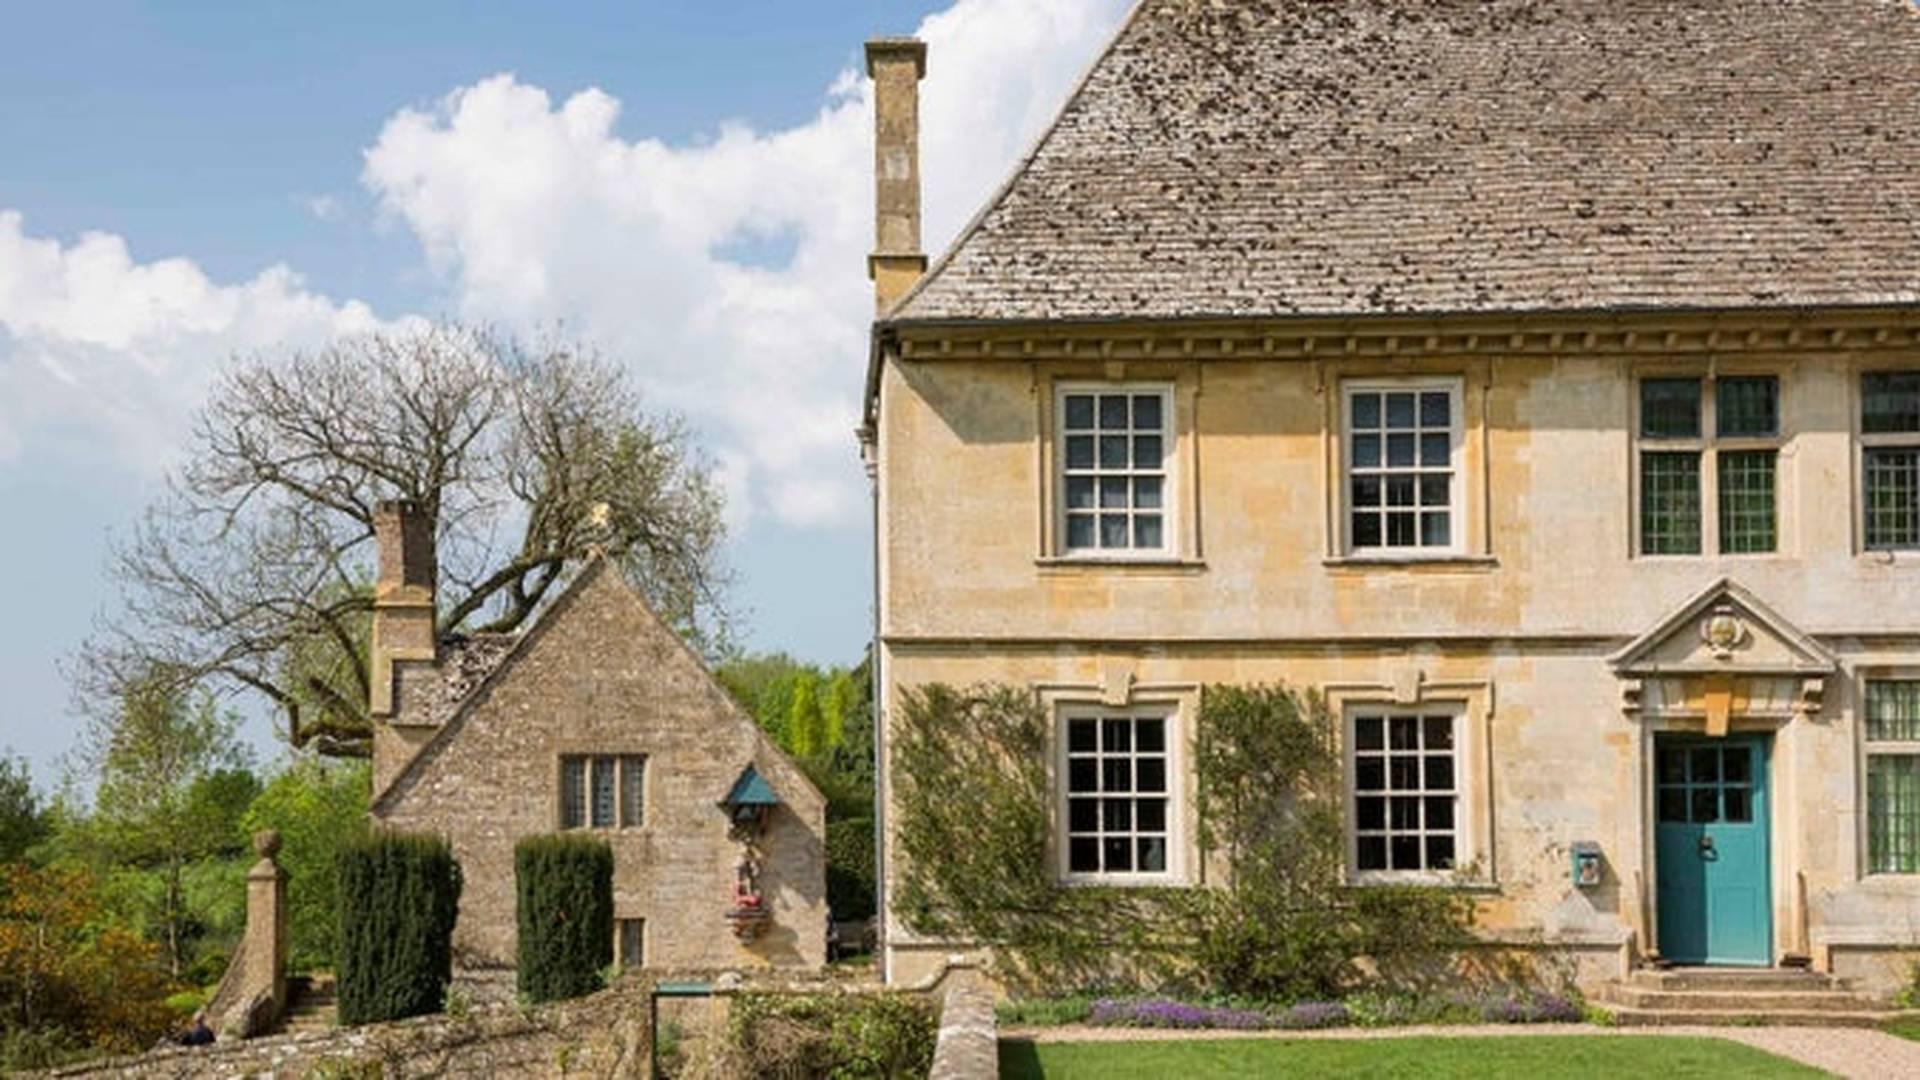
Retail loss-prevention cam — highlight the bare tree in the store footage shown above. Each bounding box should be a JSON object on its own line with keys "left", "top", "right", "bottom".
{"left": 77, "top": 324, "right": 730, "bottom": 756}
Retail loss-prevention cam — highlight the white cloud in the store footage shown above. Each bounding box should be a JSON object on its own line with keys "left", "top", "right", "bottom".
{"left": 362, "top": 0, "right": 1132, "bottom": 528}
{"left": 0, "top": 210, "right": 391, "bottom": 469}
{"left": 302, "top": 194, "right": 346, "bottom": 222}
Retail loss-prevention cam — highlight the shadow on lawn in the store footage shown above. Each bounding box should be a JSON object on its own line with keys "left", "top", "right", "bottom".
{"left": 998, "top": 1039, "right": 1045, "bottom": 1079}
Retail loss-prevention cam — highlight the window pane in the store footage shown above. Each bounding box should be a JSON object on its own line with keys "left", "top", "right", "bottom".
{"left": 1069, "top": 798, "right": 1098, "bottom": 832}
{"left": 1356, "top": 757, "right": 1385, "bottom": 791}
{"left": 1691, "top": 788, "right": 1720, "bottom": 824}
{"left": 1426, "top": 835, "right": 1456, "bottom": 870}
{"left": 1070, "top": 838, "right": 1100, "bottom": 873}
{"left": 1135, "top": 718, "right": 1166, "bottom": 752}
{"left": 1352, "top": 392, "right": 1381, "bottom": 429}
{"left": 1136, "top": 798, "right": 1166, "bottom": 832}
{"left": 1716, "top": 376, "right": 1778, "bottom": 437}
{"left": 1689, "top": 747, "right": 1720, "bottom": 783}
{"left": 1863, "top": 372, "right": 1920, "bottom": 435}
{"left": 1102, "top": 758, "right": 1131, "bottom": 793}
{"left": 1103, "top": 837, "right": 1133, "bottom": 872}
{"left": 1390, "top": 835, "right": 1422, "bottom": 870}
{"left": 1421, "top": 512, "right": 1451, "bottom": 548}
{"left": 561, "top": 758, "right": 586, "bottom": 829}
{"left": 1101, "top": 718, "right": 1132, "bottom": 753}
{"left": 1723, "top": 747, "right": 1751, "bottom": 783}
{"left": 1069, "top": 718, "right": 1098, "bottom": 752}
{"left": 1358, "top": 836, "right": 1388, "bottom": 871}
{"left": 1132, "top": 435, "right": 1163, "bottom": 467}
{"left": 591, "top": 756, "right": 616, "bottom": 827}
{"left": 1134, "top": 515, "right": 1164, "bottom": 549}
{"left": 1098, "top": 394, "right": 1129, "bottom": 428}
{"left": 1424, "top": 796, "right": 1454, "bottom": 831}
{"left": 1659, "top": 788, "right": 1688, "bottom": 823}
{"left": 1099, "top": 476, "right": 1128, "bottom": 509}
{"left": 1137, "top": 837, "right": 1167, "bottom": 873}
{"left": 1355, "top": 716, "right": 1384, "bottom": 751}
{"left": 1352, "top": 434, "right": 1381, "bottom": 468}
{"left": 1136, "top": 758, "right": 1166, "bottom": 793}
{"left": 1419, "top": 474, "right": 1450, "bottom": 507}
{"left": 1420, "top": 432, "right": 1450, "bottom": 467}
{"left": 1385, "top": 393, "right": 1417, "bottom": 428}
{"left": 1386, "top": 432, "right": 1416, "bottom": 467}
{"left": 1386, "top": 512, "right": 1417, "bottom": 545}
{"left": 1641, "top": 452, "right": 1702, "bottom": 554}
{"left": 1134, "top": 476, "right": 1163, "bottom": 509}
{"left": 1099, "top": 435, "right": 1128, "bottom": 469}
{"left": 1069, "top": 758, "right": 1097, "bottom": 792}
{"left": 1102, "top": 799, "right": 1132, "bottom": 831}
{"left": 1065, "top": 514, "right": 1095, "bottom": 550}
{"left": 1356, "top": 796, "right": 1386, "bottom": 829}
{"left": 1424, "top": 754, "right": 1455, "bottom": 791}
{"left": 1389, "top": 755, "right": 1420, "bottom": 790}
{"left": 1064, "top": 395, "right": 1095, "bottom": 430}
{"left": 1099, "top": 514, "right": 1129, "bottom": 548}
{"left": 619, "top": 920, "right": 644, "bottom": 968}
{"left": 1132, "top": 394, "right": 1163, "bottom": 430}
{"left": 1868, "top": 681, "right": 1920, "bottom": 742}
{"left": 1641, "top": 378, "right": 1701, "bottom": 438}
{"left": 1352, "top": 475, "right": 1381, "bottom": 507}
{"left": 1389, "top": 715, "right": 1419, "bottom": 749}
{"left": 1065, "top": 435, "right": 1094, "bottom": 469}
{"left": 620, "top": 757, "right": 645, "bottom": 828}
{"left": 1658, "top": 747, "right": 1686, "bottom": 784}
{"left": 1865, "top": 449, "right": 1920, "bottom": 550}
{"left": 1386, "top": 476, "right": 1416, "bottom": 506}
{"left": 1718, "top": 450, "right": 1776, "bottom": 554}
{"left": 1420, "top": 391, "right": 1451, "bottom": 427}
{"left": 1352, "top": 513, "right": 1382, "bottom": 548}
{"left": 1724, "top": 787, "right": 1752, "bottom": 823}
{"left": 1390, "top": 796, "right": 1419, "bottom": 830}
{"left": 1065, "top": 476, "right": 1095, "bottom": 509}
{"left": 1422, "top": 715, "right": 1454, "bottom": 751}
{"left": 1868, "top": 754, "right": 1920, "bottom": 874}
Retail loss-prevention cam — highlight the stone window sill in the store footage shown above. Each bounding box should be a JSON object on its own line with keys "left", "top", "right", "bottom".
{"left": 1323, "top": 554, "right": 1497, "bottom": 572}
{"left": 1036, "top": 556, "right": 1207, "bottom": 576}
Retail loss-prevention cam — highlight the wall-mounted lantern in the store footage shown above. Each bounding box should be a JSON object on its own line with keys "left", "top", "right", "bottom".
{"left": 1571, "top": 841, "right": 1604, "bottom": 888}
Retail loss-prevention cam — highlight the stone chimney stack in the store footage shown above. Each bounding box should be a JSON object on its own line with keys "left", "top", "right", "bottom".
{"left": 370, "top": 499, "right": 437, "bottom": 720}
{"left": 866, "top": 37, "right": 928, "bottom": 314}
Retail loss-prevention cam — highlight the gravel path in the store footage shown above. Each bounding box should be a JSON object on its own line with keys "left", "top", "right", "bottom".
{"left": 1002, "top": 1022, "right": 1920, "bottom": 1078}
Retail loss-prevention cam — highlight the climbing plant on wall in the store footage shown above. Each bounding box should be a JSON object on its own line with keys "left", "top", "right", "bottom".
{"left": 891, "top": 682, "right": 1474, "bottom": 998}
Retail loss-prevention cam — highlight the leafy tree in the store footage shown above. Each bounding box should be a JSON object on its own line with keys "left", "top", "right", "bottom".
{"left": 823, "top": 671, "right": 858, "bottom": 755}
{"left": 0, "top": 863, "right": 176, "bottom": 1062}
{"left": 788, "top": 671, "right": 825, "bottom": 757}
{"left": 240, "top": 758, "right": 370, "bottom": 971}
{"left": 80, "top": 678, "right": 255, "bottom": 979}
{"left": 0, "top": 752, "right": 46, "bottom": 863}
{"left": 79, "top": 324, "right": 731, "bottom": 757}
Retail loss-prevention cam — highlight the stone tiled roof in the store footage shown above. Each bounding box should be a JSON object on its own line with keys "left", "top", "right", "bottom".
{"left": 417, "top": 633, "right": 519, "bottom": 728}
{"left": 892, "top": 0, "right": 1920, "bottom": 323}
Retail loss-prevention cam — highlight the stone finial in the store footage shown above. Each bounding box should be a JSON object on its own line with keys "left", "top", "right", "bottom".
{"left": 253, "top": 829, "right": 283, "bottom": 860}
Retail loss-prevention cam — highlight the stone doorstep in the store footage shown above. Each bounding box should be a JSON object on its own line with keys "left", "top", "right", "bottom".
{"left": 1602, "top": 1007, "right": 1914, "bottom": 1029}
{"left": 1627, "top": 968, "right": 1849, "bottom": 992}
{"left": 1604, "top": 988, "right": 1880, "bottom": 1013}
{"left": 1599, "top": 967, "right": 1910, "bottom": 1028}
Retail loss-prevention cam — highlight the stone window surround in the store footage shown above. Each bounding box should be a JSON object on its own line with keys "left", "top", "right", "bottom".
{"left": 1053, "top": 381, "right": 1175, "bottom": 557}
{"left": 1036, "top": 677, "right": 1200, "bottom": 888}
{"left": 1628, "top": 359, "right": 1793, "bottom": 560}
{"left": 1855, "top": 362, "right": 1920, "bottom": 556}
{"left": 1855, "top": 666, "right": 1920, "bottom": 879}
{"left": 1325, "top": 677, "right": 1496, "bottom": 888}
{"left": 1033, "top": 364, "right": 1203, "bottom": 567}
{"left": 552, "top": 747, "right": 650, "bottom": 832}
{"left": 1315, "top": 358, "right": 1494, "bottom": 567}
{"left": 1336, "top": 375, "right": 1467, "bottom": 558}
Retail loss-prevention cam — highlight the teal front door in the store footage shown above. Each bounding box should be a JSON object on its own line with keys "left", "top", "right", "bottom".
{"left": 1655, "top": 736, "right": 1772, "bottom": 965}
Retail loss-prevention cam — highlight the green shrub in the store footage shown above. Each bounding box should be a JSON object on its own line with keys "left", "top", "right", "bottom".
{"left": 995, "top": 995, "right": 1096, "bottom": 1026}
{"left": 724, "top": 992, "right": 936, "bottom": 1079}
{"left": 513, "top": 833, "right": 613, "bottom": 1004}
{"left": 825, "top": 816, "right": 877, "bottom": 920}
{"left": 335, "top": 832, "right": 461, "bottom": 1025}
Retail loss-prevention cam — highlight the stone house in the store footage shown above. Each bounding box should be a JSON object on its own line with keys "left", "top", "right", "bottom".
{"left": 860, "top": 1, "right": 1920, "bottom": 997}
{"left": 366, "top": 500, "right": 827, "bottom": 975}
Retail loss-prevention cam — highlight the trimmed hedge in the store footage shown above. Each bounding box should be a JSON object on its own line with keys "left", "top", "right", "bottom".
{"left": 515, "top": 833, "right": 614, "bottom": 1003}
{"left": 826, "top": 816, "right": 876, "bottom": 920}
{"left": 336, "top": 832, "right": 462, "bottom": 1025}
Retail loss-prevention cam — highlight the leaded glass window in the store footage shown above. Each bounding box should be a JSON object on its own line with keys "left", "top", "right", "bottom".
{"left": 1637, "top": 375, "right": 1782, "bottom": 556}
{"left": 1862, "top": 373, "right": 1920, "bottom": 551}
{"left": 1064, "top": 712, "right": 1171, "bottom": 879}
{"left": 1867, "top": 680, "right": 1920, "bottom": 875}
{"left": 1864, "top": 373, "right": 1920, "bottom": 435}
{"left": 1718, "top": 451, "right": 1777, "bottom": 554}
{"left": 1641, "top": 452, "right": 1702, "bottom": 555}
{"left": 560, "top": 755, "right": 646, "bottom": 830}
{"left": 1351, "top": 711, "right": 1459, "bottom": 874}
{"left": 1344, "top": 381, "right": 1460, "bottom": 553}
{"left": 1058, "top": 387, "right": 1170, "bottom": 554}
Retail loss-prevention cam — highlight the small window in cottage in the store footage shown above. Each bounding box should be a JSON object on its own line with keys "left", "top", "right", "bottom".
{"left": 1062, "top": 710, "right": 1173, "bottom": 880}
{"left": 560, "top": 755, "right": 646, "bottom": 830}
{"left": 1056, "top": 385, "right": 1173, "bottom": 555}
{"left": 616, "top": 918, "right": 645, "bottom": 969}
{"left": 1865, "top": 679, "right": 1920, "bottom": 874}
{"left": 1636, "top": 375, "right": 1781, "bottom": 556}
{"left": 1341, "top": 379, "right": 1462, "bottom": 554}
{"left": 1862, "top": 373, "right": 1920, "bottom": 551}
{"left": 1350, "top": 710, "right": 1460, "bottom": 875}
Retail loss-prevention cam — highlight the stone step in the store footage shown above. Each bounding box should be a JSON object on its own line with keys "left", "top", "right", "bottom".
{"left": 1628, "top": 968, "right": 1844, "bottom": 992}
{"left": 1601, "top": 986, "right": 1880, "bottom": 1013}
{"left": 1606, "top": 1006, "right": 1912, "bottom": 1029}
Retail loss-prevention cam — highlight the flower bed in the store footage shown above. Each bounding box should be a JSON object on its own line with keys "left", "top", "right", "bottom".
{"left": 1005, "top": 989, "right": 1584, "bottom": 1033}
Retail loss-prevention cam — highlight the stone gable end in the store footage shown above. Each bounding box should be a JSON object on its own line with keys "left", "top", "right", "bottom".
{"left": 374, "top": 560, "right": 827, "bottom": 972}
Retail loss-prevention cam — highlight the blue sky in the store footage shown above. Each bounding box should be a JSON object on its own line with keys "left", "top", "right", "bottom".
{"left": 0, "top": 0, "right": 1130, "bottom": 786}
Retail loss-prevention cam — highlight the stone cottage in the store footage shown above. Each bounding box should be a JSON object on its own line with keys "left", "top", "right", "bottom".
{"left": 859, "top": 1, "right": 1920, "bottom": 1003}
{"left": 366, "top": 500, "right": 827, "bottom": 975}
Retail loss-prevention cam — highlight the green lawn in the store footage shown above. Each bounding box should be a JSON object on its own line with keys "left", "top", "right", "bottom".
{"left": 1885, "top": 1017, "right": 1920, "bottom": 1043}
{"left": 998, "top": 1035, "right": 1823, "bottom": 1079}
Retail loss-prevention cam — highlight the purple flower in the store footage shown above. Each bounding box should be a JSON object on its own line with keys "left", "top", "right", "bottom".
{"left": 1280, "top": 1001, "right": 1350, "bottom": 1030}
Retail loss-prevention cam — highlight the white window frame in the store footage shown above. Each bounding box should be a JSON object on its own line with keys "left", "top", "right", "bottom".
{"left": 1053, "top": 382, "right": 1176, "bottom": 560}
{"left": 1345, "top": 705, "right": 1466, "bottom": 884}
{"left": 559, "top": 754, "right": 646, "bottom": 830}
{"left": 1859, "top": 370, "right": 1920, "bottom": 553}
{"left": 1339, "top": 377, "right": 1465, "bottom": 557}
{"left": 1057, "top": 705, "right": 1182, "bottom": 886}
{"left": 1862, "top": 674, "right": 1920, "bottom": 877}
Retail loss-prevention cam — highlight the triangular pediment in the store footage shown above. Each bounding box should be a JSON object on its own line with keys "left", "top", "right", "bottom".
{"left": 1608, "top": 578, "right": 1838, "bottom": 677}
